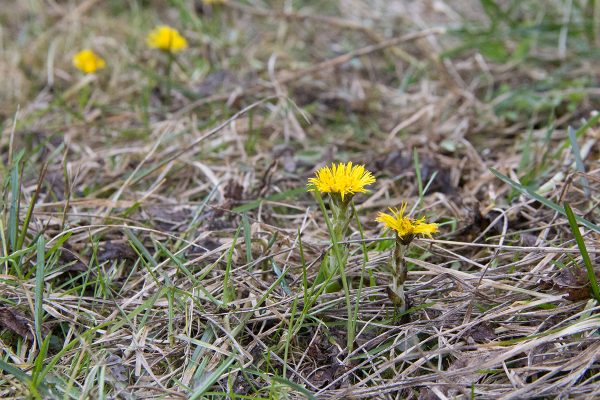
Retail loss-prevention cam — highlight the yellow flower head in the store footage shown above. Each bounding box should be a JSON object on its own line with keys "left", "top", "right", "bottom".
{"left": 202, "top": 0, "right": 226, "bottom": 4}
{"left": 307, "top": 162, "right": 376, "bottom": 201}
{"left": 72, "top": 49, "right": 106, "bottom": 74}
{"left": 376, "top": 202, "right": 438, "bottom": 242}
{"left": 146, "top": 25, "right": 188, "bottom": 53}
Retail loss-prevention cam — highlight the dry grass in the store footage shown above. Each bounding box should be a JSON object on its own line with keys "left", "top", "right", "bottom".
{"left": 1, "top": 1, "right": 600, "bottom": 399}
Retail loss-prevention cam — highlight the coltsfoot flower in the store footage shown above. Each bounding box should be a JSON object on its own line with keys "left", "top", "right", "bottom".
{"left": 146, "top": 25, "right": 188, "bottom": 53}
{"left": 72, "top": 49, "right": 106, "bottom": 74}
{"left": 307, "top": 162, "right": 376, "bottom": 201}
{"left": 376, "top": 202, "right": 438, "bottom": 243}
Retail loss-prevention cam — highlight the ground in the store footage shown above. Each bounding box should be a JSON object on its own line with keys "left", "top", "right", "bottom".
{"left": 1, "top": 0, "right": 599, "bottom": 399}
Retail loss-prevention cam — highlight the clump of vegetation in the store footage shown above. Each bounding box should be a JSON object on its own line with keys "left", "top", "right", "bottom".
{"left": 308, "top": 161, "right": 375, "bottom": 351}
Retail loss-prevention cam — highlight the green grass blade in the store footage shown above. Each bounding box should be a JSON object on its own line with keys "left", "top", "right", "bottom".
{"left": 0, "top": 243, "right": 36, "bottom": 263}
{"left": 35, "top": 235, "right": 45, "bottom": 344}
{"left": 271, "top": 375, "right": 317, "bottom": 400}
{"left": 46, "top": 232, "right": 72, "bottom": 257}
{"left": 17, "top": 163, "right": 47, "bottom": 251}
{"left": 155, "top": 240, "right": 222, "bottom": 306}
{"left": 242, "top": 213, "right": 252, "bottom": 265}
{"left": 567, "top": 126, "right": 591, "bottom": 198}
{"left": 154, "top": 240, "right": 196, "bottom": 283}
{"left": 282, "top": 296, "right": 298, "bottom": 378}
{"left": 0, "top": 359, "right": 43, "bottom": 399}
{"left": 223, "top": 226, "right": 241, "bottom": 306}
{"left": 39, "top": 321, "right": 111, "bottom": 381}
{"left": 413, "top": 149, "right": 424, "bottom": 207}
{"left": 557, "top": 112, "right": 600, "bottom": 152}
{"left": 188, "top": 355, "right": 236, "bottom": 400}
{"left": 490, "top": 168, "right": 600, "bottom": 234}
{"left": 31, "top": 334, "right": 51, "bottom": 389}
{"left": 125, "top": 228, "right": 157, "bottom": 268}
{"left": 8, "top": 154, "right": 21, "bottom": 252}
{"left": 271, "top": 260, "right": 292, "bottom": 295}
{"left": 97, "top": 365, "right": 106, "bottom": 400}
{"left": 0, "top": 359, "right": 32, "bottom": 385}
{"left": 297, "top": 228, "right": 308, "bottom": 296}
{"left": 564, "top": 202, "right": 600, "bottom": 302}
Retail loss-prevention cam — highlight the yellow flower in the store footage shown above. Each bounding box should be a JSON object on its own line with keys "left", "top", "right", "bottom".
{"left": 202, "top": 0, "right": 226, "bottom": 4}
{"left": 72, "top": 49, "right": 106, "bottom": 74}
{"left": 307, "top": 162, "right": 376, "bottom": 201}
{"left": 376, "top": 202, "right": 438, "bottom": 241}
{"left": 146, "top": 25, "right": 188, "bottom": 53}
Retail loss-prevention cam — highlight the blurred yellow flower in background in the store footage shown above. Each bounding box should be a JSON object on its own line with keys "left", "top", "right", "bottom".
{"left": 72, "top": 49, "right": 106, "bottom": 74}
{"left": 146, "top": 25, "right": 188, "bottom": 53}
{"left": 308, "top": 162, "right": 376, "bottom": 201}
{"left": 376, "top": 203, "right": 438, "bottom": 241}
{"left": 202, "top": 0, "right": 227, "bottom": 4}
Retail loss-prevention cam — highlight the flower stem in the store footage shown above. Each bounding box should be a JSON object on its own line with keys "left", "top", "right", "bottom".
{"left": 387, "top": 236, "right": 408, "bottom": 312}
{"left": 313, "top": 191, "right": 355, "bottom": 354}
{"left": 165, "top": 51, "right": 174, "bottom": 98}
{"left": 332, "top": 200, "right": 354, "bottom": 353}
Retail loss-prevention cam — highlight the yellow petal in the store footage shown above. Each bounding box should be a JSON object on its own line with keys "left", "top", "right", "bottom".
{"left": 307, "top": 162, "right": 376, "bottom": 201}
{"left": 72, "top": 49, "right": 106, "bottom": 74}
{"left": 147, "top": 25, "right": 188, "bottom": 53}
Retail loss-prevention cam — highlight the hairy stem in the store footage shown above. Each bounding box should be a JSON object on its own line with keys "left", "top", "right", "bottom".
{"left": 387, "top": 236, "right": 408, "bottom": 311}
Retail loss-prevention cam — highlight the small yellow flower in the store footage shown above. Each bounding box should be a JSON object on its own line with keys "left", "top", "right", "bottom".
{"left": 376, "top": 202, "right": 438, "bottom": 240}
{"left": 202, "top": 0, "right": 226, "bottom": 4}
{"left": 72, "top": 49, "right": 106, "bottom": 74}
{"left": 307, "top": 162, "right": 376, "bottom": 201}
{"left": 146, "top": 25, "right": 188, "bottom": 53}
